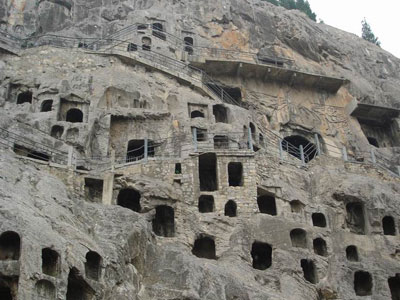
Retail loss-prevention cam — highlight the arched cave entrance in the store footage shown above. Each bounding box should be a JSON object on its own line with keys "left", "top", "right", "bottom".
{"left": 354, "top": 271, "right": 373, "bottom": 296}
{"left": 0, "top": 231, "right": 20, "bottom": 260}
{"left": 85, "top": 251, "right": 102, "bottom": 281}
{"left": 290, "top": 229, "right": 307, "bottom": 248}
{"left": 282, "top": 135, "right": 318, "bottom": 162}
{"left": 192, "top": 236, "right": 216, "bottom": 259}
{"left": 66, "top": 108, "right": 83, "bottom": 123}
{"left": 224, "top": 200, "right": 237, "bottom": 217}
{"left": 117, "top": 188, "right": 141, "bottom": 212}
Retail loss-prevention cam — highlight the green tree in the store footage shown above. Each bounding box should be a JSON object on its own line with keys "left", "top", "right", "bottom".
{"left": 361, "top": 18, "right": 381, "bottom": 47}
{"left": 263, "top": 0, "right": 317, "bottom": 21}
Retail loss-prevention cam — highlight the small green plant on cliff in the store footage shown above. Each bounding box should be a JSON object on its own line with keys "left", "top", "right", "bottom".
{"left": 263, "top": 0, "right": 317, "bottom": 21}
{"left": 361, "top": 18, "right": 381, "bottom": 47}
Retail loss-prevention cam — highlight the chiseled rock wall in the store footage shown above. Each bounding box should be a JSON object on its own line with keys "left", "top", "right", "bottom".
{"left": 0, "top": 1, "right": 399, "bottom": 300}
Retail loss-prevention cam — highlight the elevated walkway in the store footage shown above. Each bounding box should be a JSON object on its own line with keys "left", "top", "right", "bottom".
{"left": 190, "top": 58, "right": 346, "bottom": 93}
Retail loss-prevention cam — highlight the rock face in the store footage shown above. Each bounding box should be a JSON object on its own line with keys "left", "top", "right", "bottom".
{"left": 0, "top": 1, "right": 400, "bottom": 300}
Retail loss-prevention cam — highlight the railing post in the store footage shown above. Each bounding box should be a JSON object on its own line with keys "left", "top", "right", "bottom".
{"left": 397, "top": 166, "right": 400, "bottom": 177}
{"left": 248, "top": 127, "right": 253, "bottom": 151}
{"left": 370, "top": 148, "right": 376, "bottom": 164}
{"left": 342, "top": 146, "right": 348, "bottom": 162}
{"left": 279, "top": 140, "right": 284, "bottom": 160}
{"left": 67, "top": 146, "right": 73, "bottom": 167}
{"left": 192, "top": 128, "right": 198, "bottom": 152}
{"left": 314, "top": 133, "right": 321, "bottom": 155}
{"left": 300, "top": 145, "right": 305, "bottom": 166}
{"left": 144, "top": 138, "right": 148, "bottom": 162}
{"left": 111, "top": 149, "right": 116, "bottom": 171}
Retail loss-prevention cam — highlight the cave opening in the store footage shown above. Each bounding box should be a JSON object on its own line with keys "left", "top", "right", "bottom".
{"left": 388, "top": 274, "right": 400, "bottom": 300}
{"left": 313, "top": 238, "right": 327, "bottom": 257}
{"left": 85, "top": 251, "right": 101, "bottom": 281}
{"left": 192, "top": 236, "right": 216, "bottom": 259}
{"left": 184, "top": 37, "right": 194, "bottom": 54}
{"left": 346, "top": 245, "right": 359, "bottom": 262}
{"left": 199, "top": 153, "right": 217, "bottom": 191}
{"left": 17, "top": 91, "right": 32, "bottom": 104}
{"left": 382, "top": 216, "right": 396, "bottom": 235}
{"left": 228, "top": 162, "right": 243, "bottom": 186}
{"left": 213, "top": 104, "right": 229, "bottom": 123}
{"left": 84, "top": 178, "right": 103, "bottom": 203}
{"left": 66, "top": 108, "right": 83, "bottom": 123}
{"left": 117, "top": 188, "right": 141, "bottom": 212}
{"left": 290, "top": 200, "right": 304, "bottom": 213}
{"left": 13, "top": 144, "right": 50, "bottom": 162}
{"left": 354, "top": 271, "right": 373, "bottom": 296}
{"left": 224, "top": 200, "right": 237, "bottom": 217}
{"left": 312, "top": 213, "right": 327, "bottom": 228}
{"left": 301, "top": 259, "right": 317, "bottom": 284}
{"left": 282, "top": 135, "right": 317, "bottom": 162}
{"left": 346, "top": 202, "right": 365, "bottom": 235}
{"left": 35, "top": 280, "right": 56, "bottom": 299}
{"left": 66, "top": 268, "right": 95, "bottom": 300}
{"left": 191, "top": 110, "right": 204, "bottom": 118}
{"left": 257, "top": 191, "right": 277, "bottom": 216}
{"left": 152, "top": 23, "right": 166, "bottom": 40}
{"left": 126, "top": 139, "right": 155, "bottom": 162}
{"left": 127, "top": 43, "right": 138, "bottom": 52}
{"left": 50, "top": 125, "right": 64, "bottom": 139}
{"left": 42, "top": 248, "right": 59, "bottom": 277}
{"left": 198, "top": 195, "right": 214, "bottom": 213}
{"left": 290, "top": 229, "right": 307, "bottom": 248}
{"left": 152, "top": 205, "right": 175, "bottom": 237}
{"left": 251, "top": 242, "right": 272, "bottom": 270}
{"left": 41, "top": 100, "right": 53, "bottom": 112}
{"left": 0, "top": 231, "right": 20, "bottom": 260}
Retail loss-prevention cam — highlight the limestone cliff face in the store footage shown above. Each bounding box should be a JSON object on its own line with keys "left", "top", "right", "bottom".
{"left": 1, "top": 0, "right": 399, "bottom": 106}
{"left": 0, "top": 1, "right": 400, "bottom": 300}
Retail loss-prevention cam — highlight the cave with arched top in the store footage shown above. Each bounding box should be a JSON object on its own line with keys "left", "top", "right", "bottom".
{"left": 312, "top": 213, "right": 327, "bottom": 227}
{"left": 224, "top": 200, "right": 237, "bottom": 217}
{"left": 17, "top": 91, "right": 32, "bottom": 104}
{"left": 42, "top": 248, "right": 60, "bottom": 277}
{"left": 0, "top": 231, "right": 20, "bottom": 261}
{"left": 66, "top": 268, "right": 95, "bottom": 300}
{"left": 85, "top": 251, "right": 102, "bottom": 281}
{"left": 41, "top": 100, "right": 53, "bottom": 112}
{"left": 191, "top": 110, "right": 204, "bottom": 118}
{"left": 282, "top": 135, "right": 318, "bottom": 162}
{"left": 117, "top": 188, "right": 141, "bottom": 212}
{"left": 66, "top": 108, "right": 83, "bottom": 123}
{"left": 313, "top": 238, "right": 327, "bottom": 257}
{"left": 290, "top": 229, "right": 307, "bottom": 248}
{"left": 346, "top": 245, "right": 359, "bottom": 262}
{"left": 192, "top": 236, "right": 216, "bottom": 259}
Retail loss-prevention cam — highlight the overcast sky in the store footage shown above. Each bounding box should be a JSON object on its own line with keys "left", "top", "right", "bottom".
{"left": 306, "top": 0, "right": 400, "bottom": 58}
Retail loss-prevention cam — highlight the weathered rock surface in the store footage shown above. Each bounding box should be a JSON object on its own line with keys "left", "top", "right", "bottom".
{"left": 0, "top": 1, "right": 399, "bottom": 300}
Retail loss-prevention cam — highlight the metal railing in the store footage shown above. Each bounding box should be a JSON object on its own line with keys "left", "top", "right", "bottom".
{"left": 1, "top": 125, "right": 399, "bottom": 178}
